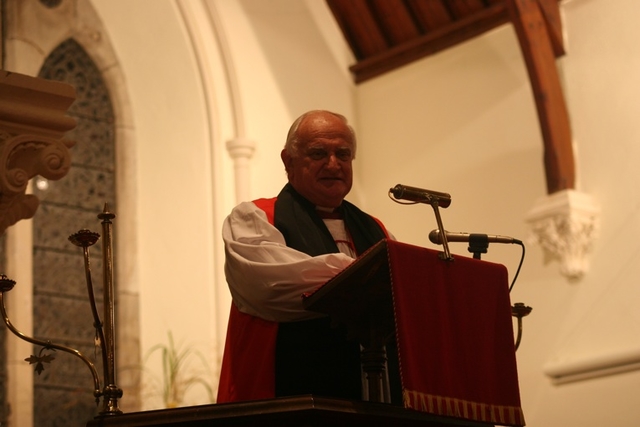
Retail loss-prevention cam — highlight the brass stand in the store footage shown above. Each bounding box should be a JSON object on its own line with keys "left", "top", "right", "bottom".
{"left": 0, "top": 204, "right": 122, "bottom": 415}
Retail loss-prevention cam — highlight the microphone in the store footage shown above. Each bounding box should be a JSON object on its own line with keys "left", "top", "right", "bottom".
{"left": 389, "top": 184, "right": 451, "bottom": 208}
{"left": 429, "top": 229, "right": 522, "bottom": 245}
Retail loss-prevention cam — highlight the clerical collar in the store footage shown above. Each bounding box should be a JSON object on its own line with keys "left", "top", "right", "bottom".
{"left": 316, "top": 206, "right": 343, "bottom": 220}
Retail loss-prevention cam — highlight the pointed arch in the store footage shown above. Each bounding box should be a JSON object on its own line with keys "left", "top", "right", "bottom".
{"left": 32, "top": 36, "right": 116, "bottom": 424}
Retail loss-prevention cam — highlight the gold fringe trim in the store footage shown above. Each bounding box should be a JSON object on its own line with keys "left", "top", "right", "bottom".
{"left": 403, "top": 389, "right": 526, "bottom": 426}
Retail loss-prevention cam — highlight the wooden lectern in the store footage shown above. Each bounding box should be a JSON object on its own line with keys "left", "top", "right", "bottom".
{"left": 87, "top": 239, "right": 524, "bottom": 427}
{"left": 303, "top": 239, "right": 525, "bottom": 426}
{"left": 303, "top": 237, "right": 398, "bottom": 403}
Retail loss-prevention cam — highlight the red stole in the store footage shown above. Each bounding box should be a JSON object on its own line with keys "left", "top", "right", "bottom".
{"left": 217, "top": 198, "right": 278, "bottom": 403}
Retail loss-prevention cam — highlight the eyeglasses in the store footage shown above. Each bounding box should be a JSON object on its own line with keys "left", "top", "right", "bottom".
{"left": 305, "top": 147, "right": 353, "bottom": 162}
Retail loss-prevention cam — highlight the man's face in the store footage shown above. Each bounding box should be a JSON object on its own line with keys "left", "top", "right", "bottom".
{"left": 281, "top": 113, "right": 354, "bottom": 208}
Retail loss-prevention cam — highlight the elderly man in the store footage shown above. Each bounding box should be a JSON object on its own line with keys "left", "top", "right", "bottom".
{"left": 217, "top": 110, "right": 396, "bottom": 403}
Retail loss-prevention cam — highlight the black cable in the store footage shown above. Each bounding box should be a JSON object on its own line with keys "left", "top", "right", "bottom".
{"left": 509, "top": 241, "right": 526, "bottom": 292}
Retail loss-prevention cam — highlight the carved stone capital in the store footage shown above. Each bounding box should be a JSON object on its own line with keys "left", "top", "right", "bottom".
{"left": 226, "top": 137, "right": 255, "bottom": 160}
{"left": 525, "top": 189, "right": 600, "bottom": 280}
{"left": 0, "top": 71, "right": 76, "bottom": 235}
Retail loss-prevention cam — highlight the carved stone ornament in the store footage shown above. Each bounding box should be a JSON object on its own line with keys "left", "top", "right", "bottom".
{"left": 0, "top": 71, "right": 76, "bottom": 235}
{"left": 525, "top": 189, "right": 600, "bottom": 280}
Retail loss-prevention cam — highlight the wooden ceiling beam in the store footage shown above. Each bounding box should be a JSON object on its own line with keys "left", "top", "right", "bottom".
{"left": 349, "top": 2, "right": 509, "bottom": 83}
{"left": 447, "top": 0, "right": 489, "bottom": 18}
{"left": 406, "top": 0, "right": 452, "bottom": 31}
{"left": 538, "top": 0, "right": 566, "bottom": 56}
{"left": 507, "top": 0, "right": 574, "bottom": 193}
{"left": 326, "top": 0, "right": 389, "bottom": 59}
{"left": 369, "top": 0, "right": 421, "bottom": 44}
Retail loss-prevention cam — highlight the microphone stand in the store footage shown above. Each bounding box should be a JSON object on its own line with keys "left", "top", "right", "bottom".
{"left": 468, "top": 234, "right": 489, "bottom": 259}
{"left": 429, "top": 199, "right": 454, "bottom": 262}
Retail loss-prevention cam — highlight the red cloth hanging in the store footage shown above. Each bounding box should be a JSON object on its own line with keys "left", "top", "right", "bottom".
{"left": 387, "top": 240, "right": 525, "bottom": 425}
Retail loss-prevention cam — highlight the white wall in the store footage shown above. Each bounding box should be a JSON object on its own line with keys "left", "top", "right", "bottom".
{"left": 91, "top": 0, "right": 220, "bottom": 408}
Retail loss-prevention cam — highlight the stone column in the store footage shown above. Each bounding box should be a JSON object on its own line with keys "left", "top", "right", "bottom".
{"left": 226, "top": 137, "right": 256, "bottom": 203}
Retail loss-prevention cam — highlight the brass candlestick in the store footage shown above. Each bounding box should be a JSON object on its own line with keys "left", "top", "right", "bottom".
{"left": 0, "top": 204, "right": 122, "bottom": 416}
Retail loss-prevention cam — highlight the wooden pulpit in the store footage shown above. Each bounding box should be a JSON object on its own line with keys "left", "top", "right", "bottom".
{"left": 303, "top": 237, "right": 398, "bottom": 403}
{"left": 87, "top": 239, "right": 524, "bottom": 427}
{"left": 303, "top": 239, "right": 525, "bottom": 426}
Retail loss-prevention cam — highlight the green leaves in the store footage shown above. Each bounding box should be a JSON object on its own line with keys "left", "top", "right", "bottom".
{"left": 144, "top": 331, "right": 214, "bottom": 408}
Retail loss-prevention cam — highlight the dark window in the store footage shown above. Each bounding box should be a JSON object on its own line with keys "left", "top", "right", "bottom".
{"left": 32, "top": 38, "right": 116, "bottom": 426}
